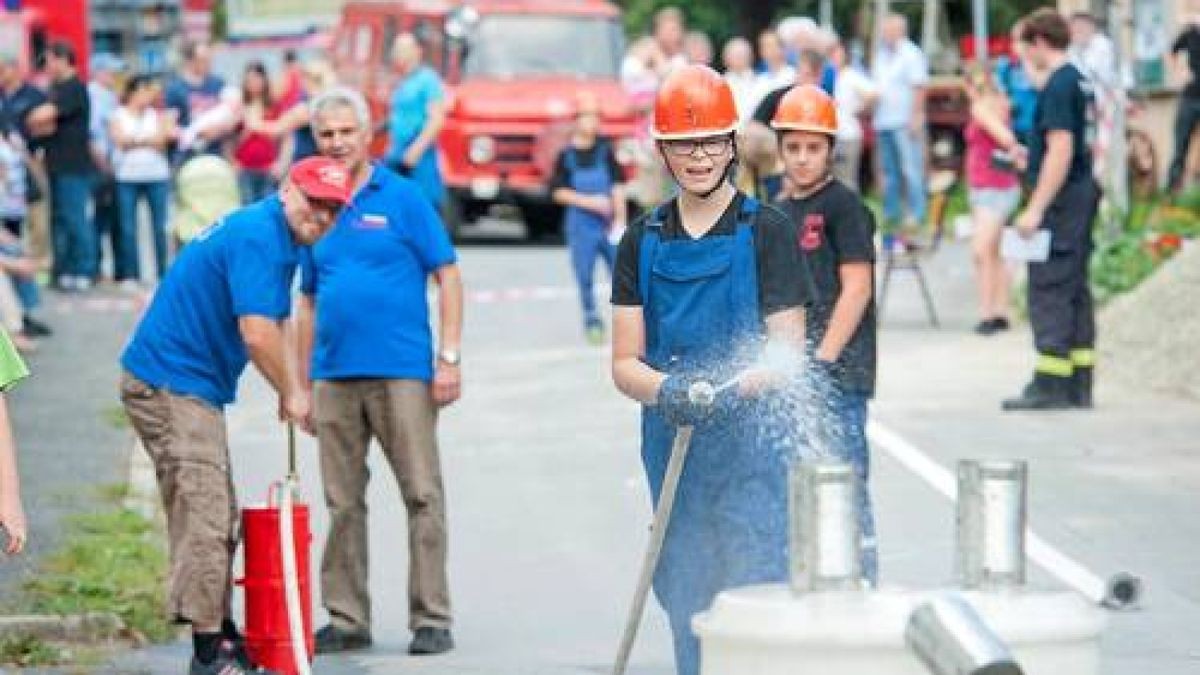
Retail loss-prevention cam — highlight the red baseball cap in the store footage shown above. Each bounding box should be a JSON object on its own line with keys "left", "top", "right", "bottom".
{"left": 288, "top": 156, "right": 354, "bottom": 205}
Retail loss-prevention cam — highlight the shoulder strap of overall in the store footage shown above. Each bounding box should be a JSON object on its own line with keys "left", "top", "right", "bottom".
{"left": 637, "top": 204, "right": 668, "bottom": 305}
{"left": 737, "top": 195, "right": 760, "bottom": 231}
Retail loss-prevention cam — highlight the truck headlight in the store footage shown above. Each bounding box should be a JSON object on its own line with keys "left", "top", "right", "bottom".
{"left": 468, "top": 136, "right": 495, "bottom": 165}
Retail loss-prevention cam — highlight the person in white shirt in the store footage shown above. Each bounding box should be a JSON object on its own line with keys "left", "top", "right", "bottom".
{"left": 109, "top": 75, "right": 175, "bottom": 286}
{"left": 871, "top": 13, "right": 929, "bottom": 226}
{"left": 830, "top": 39, "right": 877, "bottom": 191}
{"left": 1068, "top": 12, "right": 1123, "bottom": 181}
{"left": 723, "top": 37, "right": 764, "bottom": 123}
{"left": 757, "top": 29, "right": 796, "bottom": 93}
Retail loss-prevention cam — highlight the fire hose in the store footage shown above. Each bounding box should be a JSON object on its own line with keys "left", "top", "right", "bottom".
{"left": 612, "top": 380, "right": 715, "bottom": 675}
{"left": 278, "top": 424, "right": 311, "bottom": 675}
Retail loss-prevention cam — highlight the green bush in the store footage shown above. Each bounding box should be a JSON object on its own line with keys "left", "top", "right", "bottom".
{"left": 1089, "top": 234, "right": 1159, "bottom": 304}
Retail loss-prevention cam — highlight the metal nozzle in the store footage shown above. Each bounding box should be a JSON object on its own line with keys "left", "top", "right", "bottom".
{"left": 687, "top": 380, "right": 717, "bottom": 407}
{"left": 906, "top": 595, "right": 1024, "bottom": 675}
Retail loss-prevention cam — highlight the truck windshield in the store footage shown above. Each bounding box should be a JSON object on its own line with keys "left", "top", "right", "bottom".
{"left": 462, "top": 15, "right": 622, "bottom": 79}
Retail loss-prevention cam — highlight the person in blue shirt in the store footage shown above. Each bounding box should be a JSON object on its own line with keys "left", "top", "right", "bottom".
{"left": 119, "top": 155, "right": 351, "bottom": 675}
{"left": 385, "top": 32, "right": 447, "bottom": 209}
{"left": 295, "top": 87, "right": 464, "bottom": 658}
{"left": 995, "top": 19, "right": 1039, "bottom": 148}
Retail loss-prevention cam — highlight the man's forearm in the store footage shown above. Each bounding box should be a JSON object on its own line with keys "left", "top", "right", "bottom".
{"left": 816, "top": 284, "right": 871, "bottom": 362}
{"left": 294, "top": 296, "right": 315, "bottom": 388}
{"left": 435, "top": 266, "right": 463, "bottom": 352}
{"left": 1028, "top": 143, "right": 1072, "bottom": 214}
{"left": 243, "top": 321, "right": 293, "bottom": 398}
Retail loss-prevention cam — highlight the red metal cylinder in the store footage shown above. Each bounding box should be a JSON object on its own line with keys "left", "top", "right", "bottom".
{"left": 240, "top": 498, "right": 313, "bottom": 675}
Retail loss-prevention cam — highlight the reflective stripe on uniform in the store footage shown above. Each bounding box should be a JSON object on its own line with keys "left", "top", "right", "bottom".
{"left": 1036, "top": 353, "right": 1074, "bottom": 377}
{"left": 1070, "top": 348, "right": 1096, "bottom": 367}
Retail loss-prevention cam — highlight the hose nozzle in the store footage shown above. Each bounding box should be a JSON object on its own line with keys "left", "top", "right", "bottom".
{"left": 687, "top": 380, "right": 717, "bottom": 407}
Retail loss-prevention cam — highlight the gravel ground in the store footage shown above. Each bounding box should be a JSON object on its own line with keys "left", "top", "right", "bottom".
{"left": 1098, "top": 241, "right": 1200, "bottom": 401}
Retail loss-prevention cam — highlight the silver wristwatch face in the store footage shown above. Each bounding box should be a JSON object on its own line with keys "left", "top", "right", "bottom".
{"left": 439, "top": 350, "right": 461, "bottom": 365}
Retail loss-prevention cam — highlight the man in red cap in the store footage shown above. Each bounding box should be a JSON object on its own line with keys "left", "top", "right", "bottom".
{"left": 119, "top": 155, "right": 349, "bottom": 675}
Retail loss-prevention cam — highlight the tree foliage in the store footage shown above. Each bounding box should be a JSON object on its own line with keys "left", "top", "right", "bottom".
{"left": 615, "top": 0, "right": 1050, "bottom": 53}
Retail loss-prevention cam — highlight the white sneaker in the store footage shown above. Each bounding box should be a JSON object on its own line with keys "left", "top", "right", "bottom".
{"left": 73, "top": 277, "right": 93, "bottom": 291}
{"left": 117, "top": 279, "right": 141, "bottom": 293}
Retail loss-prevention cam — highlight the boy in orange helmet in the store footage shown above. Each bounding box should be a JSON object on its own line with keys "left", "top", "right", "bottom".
{"left": 773, "top": 84, "right": 880, "bottom": 584}
{"left": 610, "top": 64, "right": 815, "bottom": 675}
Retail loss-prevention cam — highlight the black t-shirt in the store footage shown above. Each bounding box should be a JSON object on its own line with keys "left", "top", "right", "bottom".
{"left": 1173, "top": 26, "right": 1200, "bottom": 98}
{"left": 44, "top": 75, "right": 93, "bottom": 174}
{"left": 549, "top": 139, "right": 623, "bottom": 193}
{"left": 752, "top": 85, "right": 791, "bottom": 127}
{"left": 612, "top": 192, "right": 815, "bottom": 320}
{"left": 779, "top": 180, "right": 877, "bottom": 394}
{"left": 1029, "top": 63, "right": 1091, "bottom": 186}
{"left": 0, "top": 82, "right": 47, "bottom": 144}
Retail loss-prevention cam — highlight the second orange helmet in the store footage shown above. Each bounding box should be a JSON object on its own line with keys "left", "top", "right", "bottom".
{"left": 770, "top": 84, "right": 839, "bottom": 137}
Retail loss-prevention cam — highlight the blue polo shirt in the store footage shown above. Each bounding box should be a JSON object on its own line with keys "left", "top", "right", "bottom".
{"left": 300, "top": 165, "right": 456, "bottom": 382}
{"left": 121, "top": 197, "right": 299, "bottom": 407}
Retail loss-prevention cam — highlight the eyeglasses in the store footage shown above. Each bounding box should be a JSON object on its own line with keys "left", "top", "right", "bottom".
{"left": 662, "top": 137, "right": 731, "bottom": 158}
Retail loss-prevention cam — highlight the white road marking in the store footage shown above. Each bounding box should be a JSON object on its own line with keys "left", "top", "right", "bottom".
{"left": 867, "top": 419, "right": 1140, "bottom": 608}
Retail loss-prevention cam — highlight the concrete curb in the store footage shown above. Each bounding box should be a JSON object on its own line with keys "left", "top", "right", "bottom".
{"left": 0, "top": 612, "right": 125, "bottom": 643}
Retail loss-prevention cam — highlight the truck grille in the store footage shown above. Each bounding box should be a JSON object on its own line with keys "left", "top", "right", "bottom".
{"left": 493, "top": 135, "right": 535, "bottom": 167}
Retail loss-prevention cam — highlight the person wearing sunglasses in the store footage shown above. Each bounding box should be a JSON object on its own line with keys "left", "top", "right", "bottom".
{"left": 610, "top": 64, "right": 815, "bottom": 675}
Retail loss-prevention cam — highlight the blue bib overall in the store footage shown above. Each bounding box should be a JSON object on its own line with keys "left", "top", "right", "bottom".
{"left": 637, "top": 197, "right": 790, "bottom": 675}
{"left": 563, "top": 146, "right": 617, "bottom": 327}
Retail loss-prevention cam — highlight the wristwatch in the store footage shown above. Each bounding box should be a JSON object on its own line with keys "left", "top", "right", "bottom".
{"left": 438, "top": 349, "right": 461, "bottom": 366}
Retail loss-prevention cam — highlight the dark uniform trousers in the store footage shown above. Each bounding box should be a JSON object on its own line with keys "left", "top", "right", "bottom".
{"left": 1027, "top": 178, "right": 1101, "bottom": 377}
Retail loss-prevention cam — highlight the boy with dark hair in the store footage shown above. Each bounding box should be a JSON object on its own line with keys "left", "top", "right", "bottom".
{"left": 1004, "top": 8, "right": 1101, "bottom": 411}
{"left": 772, "top": 83, "right": 879, "bottom": 584}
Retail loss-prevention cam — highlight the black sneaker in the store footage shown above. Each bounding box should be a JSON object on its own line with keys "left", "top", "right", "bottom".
{"left": 21, "top": 315, "right": 52, "bottom": 337}
{"left": 408, "top": 627, "right": 454, "bottom": 655}
{"left": 1001, "top": 373, "right": 1074, "bottom": 411}
{"left": 188, "top": 652, "right": 279, "bottom": 675}
{"left": 973, "top": 317, "right": 1010, "bottom": 336}
{"left": 314, "top": 624, "right": 373, "bottom": 654}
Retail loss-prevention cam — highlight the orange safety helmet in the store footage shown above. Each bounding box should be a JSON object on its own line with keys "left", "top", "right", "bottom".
{"left": 770, "top": 84, "right": 839, "bottom": 137}
{"left": 652, "top": 64, "right": 740, "bottom": 140}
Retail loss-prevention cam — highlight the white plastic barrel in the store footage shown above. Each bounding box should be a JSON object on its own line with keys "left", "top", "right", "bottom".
{"left": 693, "top": 586, "right": 1106, "bottom": 675}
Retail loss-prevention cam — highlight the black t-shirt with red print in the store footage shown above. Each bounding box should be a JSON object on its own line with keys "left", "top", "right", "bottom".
{"left": 779, "top": 179, "right": 877, "bottom": 395}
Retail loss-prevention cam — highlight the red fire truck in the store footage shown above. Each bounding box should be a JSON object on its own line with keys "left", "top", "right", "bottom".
{"left": 0, "top": 0, "right": 90, "bottom": 79}
{"left": 334, "top": 0, "right": 640, "bottom": 239}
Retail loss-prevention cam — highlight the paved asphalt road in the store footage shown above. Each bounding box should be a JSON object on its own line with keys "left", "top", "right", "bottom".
{"left": 6, "top": 223, "right": 1196, "bottom": 674}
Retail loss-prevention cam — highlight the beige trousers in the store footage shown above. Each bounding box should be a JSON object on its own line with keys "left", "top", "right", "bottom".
{"left": 120, "top": 372, "right": 237, "bottom": 628}
{"left": 314, "top": 378, "right": 451, "bottom": 632}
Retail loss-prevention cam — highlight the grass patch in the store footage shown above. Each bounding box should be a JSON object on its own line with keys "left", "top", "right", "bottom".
{"left": 1, "top": 484, "right": 174, "bottom": 667}
{"left": 0, "top": 633, "right": 65, "bottom": 666}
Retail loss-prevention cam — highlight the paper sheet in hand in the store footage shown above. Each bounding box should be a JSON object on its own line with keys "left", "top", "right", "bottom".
{"left": 1001, "top": 228, "right": 1051, "bottom": 262}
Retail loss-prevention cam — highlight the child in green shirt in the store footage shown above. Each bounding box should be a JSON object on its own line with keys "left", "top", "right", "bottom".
{"left": 0, "top": 328, "right": 28, "bottom": 554}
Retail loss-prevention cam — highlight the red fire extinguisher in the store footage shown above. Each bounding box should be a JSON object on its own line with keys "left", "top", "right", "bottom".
{"left": 238, "top": 424, "right": 314, "bottom": 675}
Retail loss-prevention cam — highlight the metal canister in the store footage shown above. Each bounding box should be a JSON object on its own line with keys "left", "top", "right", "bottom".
{"left": 957, "top": 460, "right": 1027, "bottom": 589}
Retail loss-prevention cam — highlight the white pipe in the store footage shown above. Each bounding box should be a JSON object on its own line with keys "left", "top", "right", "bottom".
{"left": 866, "top": 420, "right": 1141, "bottom": 609}
{"left": 279, "top": 479, "right": 312, "bottom": 675}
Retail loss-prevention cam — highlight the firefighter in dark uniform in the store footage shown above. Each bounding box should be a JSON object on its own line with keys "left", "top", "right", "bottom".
{"left": 1004, "top": 9, "right": 1101, "bottom": 411}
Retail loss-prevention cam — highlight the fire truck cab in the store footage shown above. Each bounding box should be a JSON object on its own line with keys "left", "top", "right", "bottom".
{"left": 334, "top": 0, "right": 639, "bottom": 239}
{"left": 0, "top": 0, "right": 90, "bottom": 80}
